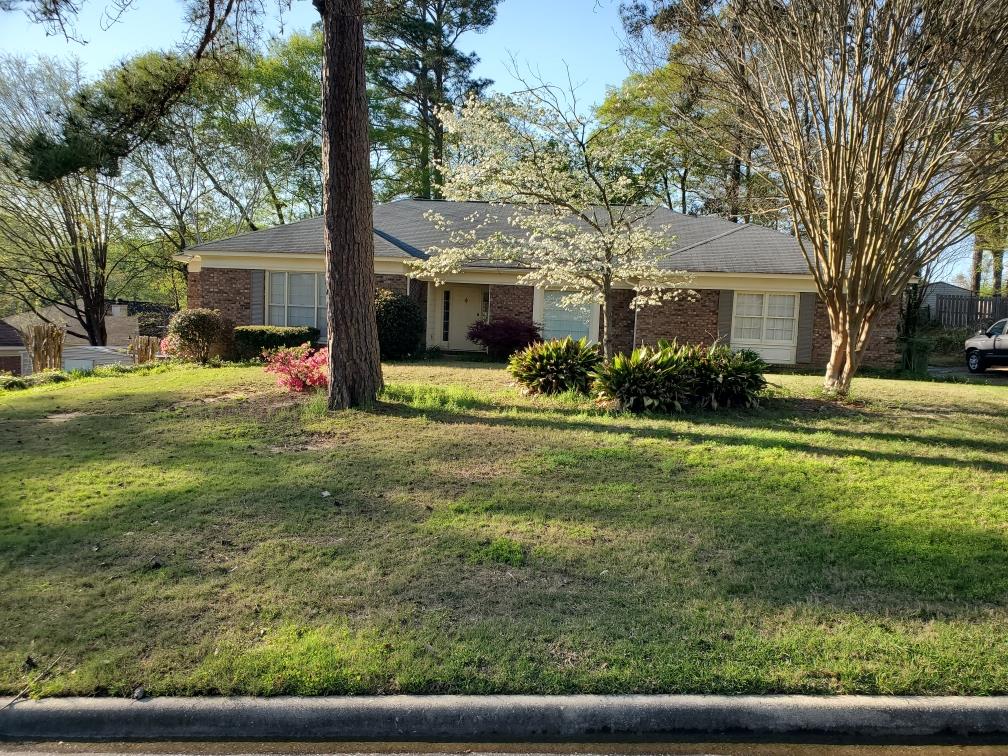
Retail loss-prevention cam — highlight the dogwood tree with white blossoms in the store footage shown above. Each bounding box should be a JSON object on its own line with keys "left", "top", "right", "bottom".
{"left": 411, "top": 85, "right": 692, "bottom": 358}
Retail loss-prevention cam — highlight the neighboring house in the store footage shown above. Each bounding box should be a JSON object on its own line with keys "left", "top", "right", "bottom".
{"left": 0, "top": 320, "right": 28, "bottom": 376}
{"left": 3, "top": 300, "right": 174, "bottom": 373}
{"left": 179, "top": 199, "right": 901, "bottom": 368}
{"left": 922, "top": 281, "right": 972, "bottom": 320}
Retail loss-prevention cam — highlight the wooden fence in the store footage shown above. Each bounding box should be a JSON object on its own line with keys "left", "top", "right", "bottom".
{"left": 935, "top": 294, "right": 1008, "bottom": 328}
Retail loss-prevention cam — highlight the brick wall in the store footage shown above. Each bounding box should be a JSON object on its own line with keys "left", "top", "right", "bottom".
{"left": 186, "top": 270, "right": 203, "bottom": 309}
{"left": 0, "top": 355, "right": 21, "bottom": 375}
{"left": 378, "top": 274, "right": 427, "bottom": 331}
{"left": 604, "top": 289, "right": 636, "bottom": 355}
{"left": 809, "top": 299, "right": 900, "bottom": 368}
{"left": 375, "top": 273, "right": 408, "bottom": 295}
{"left": 489, "top": 284, "right": 534, "bottom": 323}
{"left": 634, "top": 289, "right": 721, "bottom": 347}
{"left": 186, "top": 268, "right": 253, "bottom": 325}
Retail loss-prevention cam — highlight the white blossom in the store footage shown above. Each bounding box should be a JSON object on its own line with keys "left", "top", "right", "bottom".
{"left": 410, "top": 90, "right": 693, "bottom": 356}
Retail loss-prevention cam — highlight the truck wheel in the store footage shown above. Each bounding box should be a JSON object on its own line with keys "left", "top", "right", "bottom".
{"left": 967, "top": 351, "right": 986, "bottom": 374}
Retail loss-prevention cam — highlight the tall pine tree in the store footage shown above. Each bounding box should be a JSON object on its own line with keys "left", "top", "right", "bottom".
{"left": 366, "top": 0, "right": 500, "bottom": 199}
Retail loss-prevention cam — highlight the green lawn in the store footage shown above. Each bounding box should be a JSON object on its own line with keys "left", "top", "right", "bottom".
{"left": 2, "top": 362, "right": 1008, "bottom": 697}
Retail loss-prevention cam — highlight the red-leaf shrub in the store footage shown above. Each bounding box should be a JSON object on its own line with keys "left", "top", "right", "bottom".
{"left": 264, "top": 344, "right": 329, "bottom": 392}
{"left": 467, "top": 316, "right": 542, "bottom": 359}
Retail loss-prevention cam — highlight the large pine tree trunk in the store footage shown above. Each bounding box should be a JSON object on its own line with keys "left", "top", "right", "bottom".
{"left": 316, "top": 0, "right": 383, "bottom": 410}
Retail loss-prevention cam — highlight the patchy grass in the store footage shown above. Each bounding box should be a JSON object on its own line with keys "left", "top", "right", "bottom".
{"left": 2, "top": 362, "right": 1008, "bottom": 697}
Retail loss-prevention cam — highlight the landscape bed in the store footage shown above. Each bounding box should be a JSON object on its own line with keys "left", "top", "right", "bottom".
{"left": 1, "top": 362, "right": 1007, "bottom": 697}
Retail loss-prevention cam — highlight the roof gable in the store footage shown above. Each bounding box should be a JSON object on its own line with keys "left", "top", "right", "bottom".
{"left": 0, "top": 319, "right": 24, "bottom": 348}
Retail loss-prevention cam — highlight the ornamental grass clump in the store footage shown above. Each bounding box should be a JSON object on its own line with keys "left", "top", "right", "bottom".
{"left": 507, "top": 337, "right": 602, "bottom": 395}
{"left": 264, "top": 344, "right": 328, "bottom": 392}
{"left": 594, "top": 340, "right": 768, "bottom": 413}
{"left": 704, "top": 345, "right": 769, "bottom": 410}
{"left": 593, "top": 342, "right": 695, "bottom": 413}
{"left": 130, "top": 335, "right": 160, "bottom": 365}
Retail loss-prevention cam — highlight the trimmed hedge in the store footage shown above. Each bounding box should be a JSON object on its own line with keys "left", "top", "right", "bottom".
{"left": 166, "top": 308, "right": 224, "bottom": 363}
{"left": 234, "top": 325, "right": 320, "bottom": 361}
{"left": 375, "top": 288, "right": 425, "bottom": 359}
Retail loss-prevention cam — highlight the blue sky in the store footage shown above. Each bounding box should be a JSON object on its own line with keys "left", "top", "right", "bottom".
{"left": 0, "top": 0, "right": 630, "bottom": 106}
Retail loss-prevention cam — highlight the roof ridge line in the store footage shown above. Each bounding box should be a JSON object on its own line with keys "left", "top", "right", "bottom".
{"left": 373, "top": 228, "right": 429, "bottom": 260}
{"left": 666, "top": 223, "right": 748, "bottom": 257}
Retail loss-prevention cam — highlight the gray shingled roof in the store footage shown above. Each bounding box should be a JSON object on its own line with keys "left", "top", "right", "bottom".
{"left": 187, "top": 199, "right": 810, "bottom": 276}
{"left": 0, "top": 319, "right": 24, "bottom": 348}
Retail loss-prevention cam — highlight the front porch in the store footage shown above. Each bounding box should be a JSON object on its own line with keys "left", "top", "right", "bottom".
{"left": 422, "top": 281, "right": 600, "bottom": 352}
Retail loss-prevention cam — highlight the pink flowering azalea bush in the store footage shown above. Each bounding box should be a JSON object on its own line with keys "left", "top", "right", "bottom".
{"left": 159, "top": 334, "right": 183, "bottom": 359}
{"left": 264, "top": 344, "right": 328, "bottom": 392}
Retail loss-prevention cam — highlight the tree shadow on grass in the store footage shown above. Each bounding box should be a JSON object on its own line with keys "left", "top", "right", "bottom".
{"left": 4, "top": 386, "right": 1008, "bottom": 695}
{"left": 367, "top": 391, "right": 1008, "bottom": 474}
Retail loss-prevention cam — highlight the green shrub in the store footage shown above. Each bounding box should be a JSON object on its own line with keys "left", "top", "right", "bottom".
{"left": 925, "top": 326, "right": 974, "bottom": 356}
{"left": 593, "top": 342, "right": 695, "bottom": 413}
{"left": 0, "top": 369, "right": 70, "bottom": 391}
{"left": 25, "top": 369, "right": 71, "bottom": 387}
{"left": 702, "top": 346, "right": 768, "bottom": 409}
{"left": 167, "top": 308, "right": 224, "bottom": 363}
{"left": 233, "top": 325, "right": 320, "bottom": 361}
{"left": 594, "top": 340, "right": 768, "bottom": 414}
{"left": 213, "top": 317, "right": 237, "bottom": 361}
{"left": 508, "top": 337, "right": 602, "bottom": 395}
{"left": 899, "top": 335, "right": 931, "bottom": 376}
{"left": 0, "top": 375, "right": 27, "bottom": 390}
{"left": 375, "top": 288, "right": 425, "bottom": 359}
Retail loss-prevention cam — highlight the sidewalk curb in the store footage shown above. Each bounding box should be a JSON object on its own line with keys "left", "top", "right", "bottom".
{"left": 4, "top": 695, "right": 1008, "bottom": 743}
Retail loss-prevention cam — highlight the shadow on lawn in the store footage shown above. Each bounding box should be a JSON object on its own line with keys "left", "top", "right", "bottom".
{"left": 4, "top": 383, "right": 1008, "bottom": 695}
{"left": 7, "top": 391, "right": 1006, "bottom": 607}
{"left": 370, "top": 391, "right": 1008, "bottom": 473}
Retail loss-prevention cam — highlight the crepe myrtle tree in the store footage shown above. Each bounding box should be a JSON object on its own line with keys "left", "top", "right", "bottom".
{"left": 633, "top": 0, "right": 1008, "bottom": 395}
{"left": 413, "top": 88, "right": 691, "bottom": 359}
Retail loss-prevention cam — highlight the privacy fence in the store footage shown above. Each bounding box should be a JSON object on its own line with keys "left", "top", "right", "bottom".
{"left": 935, "top": 294, "right": 1008, "bottom": 328}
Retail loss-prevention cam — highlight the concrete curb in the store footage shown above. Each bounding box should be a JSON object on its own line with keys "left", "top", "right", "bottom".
{"left": 4, "top": 695, "right": 1008, "bottom": 743}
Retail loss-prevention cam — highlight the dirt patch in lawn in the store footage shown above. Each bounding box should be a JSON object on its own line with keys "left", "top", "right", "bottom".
{"left": 172, "top": 392, "right": 248, "bottom": 409}
{"left": 43, "top": 411, "right": 87, "bottom": 423}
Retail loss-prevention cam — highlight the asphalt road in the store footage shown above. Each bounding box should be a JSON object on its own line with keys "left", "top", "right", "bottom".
{"left": 4, "top": 744, "right": 1008, "bottom": 756}
{"left": 928, "top": 365, "right": 1008, "bottom": 380}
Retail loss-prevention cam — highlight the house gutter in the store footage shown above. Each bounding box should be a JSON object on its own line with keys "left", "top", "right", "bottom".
{"left": 4, "top": 695, "right": 1008, "bottom": 743}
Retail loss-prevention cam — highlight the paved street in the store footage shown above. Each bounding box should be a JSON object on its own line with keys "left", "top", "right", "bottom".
{"left": 5, "top": 744, "right": 1008, "bottom": 756}
{"left": 928, "top": 365, "right": 1008, "bottom": 381}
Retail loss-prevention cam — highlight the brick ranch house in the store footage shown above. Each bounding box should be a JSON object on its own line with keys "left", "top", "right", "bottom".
{"left": 180, "top": 199, "right": 900, "bottom": 368}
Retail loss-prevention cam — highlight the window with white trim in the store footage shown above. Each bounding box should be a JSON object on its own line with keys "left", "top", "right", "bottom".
{"left": 542, "top": 290, "right": 592, "bottom": 341}
{"left": 732, "top": 292, "right": 798, "bottom": 345}
{"left": 267, "top": 271, "right": 328, "bottom": 340}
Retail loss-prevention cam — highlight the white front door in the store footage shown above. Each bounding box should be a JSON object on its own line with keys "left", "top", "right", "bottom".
{"left": 447, "top": 284, "right": 487, "bottom": 351}
{"left": 428, "top": 283, "right": 489, "bottom": 351}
